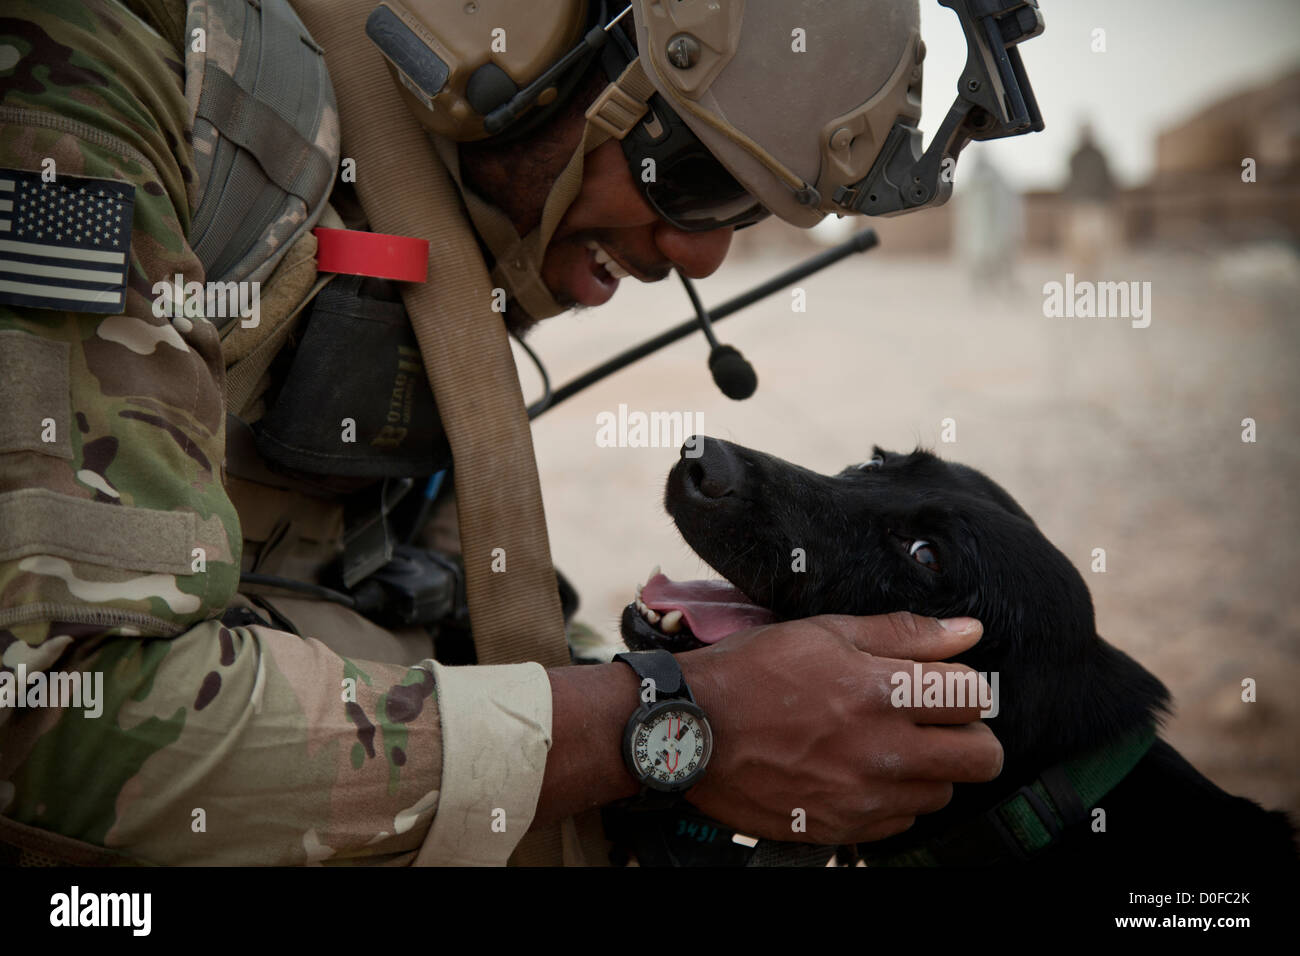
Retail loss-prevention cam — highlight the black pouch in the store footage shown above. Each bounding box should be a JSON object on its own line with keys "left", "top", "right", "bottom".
{"left": 255, "top": 274, "right": 452, "bottom": 477}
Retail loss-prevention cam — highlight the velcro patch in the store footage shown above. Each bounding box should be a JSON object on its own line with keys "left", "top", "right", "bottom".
{"left": 0, "top": 168, "right": 135, "bottom": 314}
{"left": 0, "top": 331, "right": 71, "bottom": 459}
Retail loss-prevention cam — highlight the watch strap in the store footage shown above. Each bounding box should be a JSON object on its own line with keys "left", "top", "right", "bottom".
{"left": 613, "top": 649, "right": 687, "bottom": 700}
{"left": 625, "top": 787, "right": 686, "bottom": 813}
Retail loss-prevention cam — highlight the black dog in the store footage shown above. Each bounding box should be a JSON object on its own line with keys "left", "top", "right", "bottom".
{"left": 617, "top": 436, "right": 1296, "bottom": 867}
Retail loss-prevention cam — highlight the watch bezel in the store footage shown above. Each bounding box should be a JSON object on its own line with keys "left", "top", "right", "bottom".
{"left": 622, "top": 697, "right": 713, "bottom": 793}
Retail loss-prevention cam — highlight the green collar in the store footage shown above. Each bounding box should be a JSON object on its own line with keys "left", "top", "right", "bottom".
{"left": 863, "top": 722, "right": 1158, "bottom": 866}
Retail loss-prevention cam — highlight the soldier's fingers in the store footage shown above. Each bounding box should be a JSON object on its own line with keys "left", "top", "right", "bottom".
{"left": 899, "top": 722, "right": 1004, "bottom": 784}
{"left": 815, "top": 612, "right": 983, "bottom": 661}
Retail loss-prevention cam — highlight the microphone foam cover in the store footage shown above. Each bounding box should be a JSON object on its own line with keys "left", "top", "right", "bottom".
{"left": 708, "top": 344, "right": 758, "bottom": 400}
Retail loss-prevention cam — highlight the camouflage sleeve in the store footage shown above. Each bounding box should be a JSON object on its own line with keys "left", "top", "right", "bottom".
{"left": 0, "top": 0, "right": 449, "bottom": 864}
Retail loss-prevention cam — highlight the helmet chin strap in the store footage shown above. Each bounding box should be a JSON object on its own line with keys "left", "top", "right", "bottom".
{"left": 433, "top": 118, "right": 613, "bottom": 321}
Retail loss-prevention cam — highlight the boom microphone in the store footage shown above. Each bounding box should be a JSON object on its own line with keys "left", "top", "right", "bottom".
{"left": 527, "top": 228, "right": 879, "bottom": 419}
{"left": 707, "top": 344, "right": 758, "bottom": 400}
{"left": 679, "top": 271, "right": 758, "bottom": 400}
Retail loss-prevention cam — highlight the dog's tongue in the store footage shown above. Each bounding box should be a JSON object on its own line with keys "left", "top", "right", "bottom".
{"left": 641, "top": 573, "right": 775, "bottom": 644}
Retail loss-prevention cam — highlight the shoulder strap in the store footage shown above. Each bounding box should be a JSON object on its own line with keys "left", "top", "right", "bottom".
{"left": 294, "top": 0, "right": 580, "bottom": 866}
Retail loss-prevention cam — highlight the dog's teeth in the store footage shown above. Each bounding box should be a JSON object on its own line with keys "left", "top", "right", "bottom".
{"left": 644, "top": 608, "right": 660, "bottom": 625}
{"left": 660, "top": 610, "right": 683, "bottom": 633}
{"left": 648, "top": 565, "right": 661, "bottom": 581}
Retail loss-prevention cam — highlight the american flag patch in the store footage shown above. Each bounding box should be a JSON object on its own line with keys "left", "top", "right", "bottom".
{"left": 0, "top": 169, "right": 135, "bottom": 314}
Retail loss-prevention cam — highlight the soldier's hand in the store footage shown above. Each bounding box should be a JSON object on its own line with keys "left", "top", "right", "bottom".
{"left": 678, "top": 612, "right": 1002, "bottom": 845}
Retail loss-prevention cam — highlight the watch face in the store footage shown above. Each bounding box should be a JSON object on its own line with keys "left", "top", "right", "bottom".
{"left": 629, "top": 702, "right": 713, "bottom": 791}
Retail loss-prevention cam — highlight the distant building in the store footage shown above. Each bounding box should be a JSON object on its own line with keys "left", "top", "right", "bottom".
{"left": 733, "top": 67, "right": 1300, "bottom": 259}
{"left": 1123, "top": 67, "right": 1300, "bottom": 245}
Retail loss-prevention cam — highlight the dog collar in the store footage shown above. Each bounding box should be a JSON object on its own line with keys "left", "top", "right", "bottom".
{"left": 862, "top": 722, "right": 1158, "bottom": 867}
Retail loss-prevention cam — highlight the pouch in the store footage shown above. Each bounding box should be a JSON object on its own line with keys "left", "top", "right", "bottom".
{"left": 255, "top": 274, "right": 452, "bottom": 477}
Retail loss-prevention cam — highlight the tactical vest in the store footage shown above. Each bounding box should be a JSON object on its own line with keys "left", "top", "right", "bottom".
{"left": 187, "top": 0, "right": 338, "bottom": 291}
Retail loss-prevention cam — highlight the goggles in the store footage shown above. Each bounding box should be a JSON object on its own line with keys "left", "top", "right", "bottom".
{"left": 598, "top": 20, "right": 768, "bottom": 234}
{"left": 621, "top": 94, "right": 770, "bottom": 233}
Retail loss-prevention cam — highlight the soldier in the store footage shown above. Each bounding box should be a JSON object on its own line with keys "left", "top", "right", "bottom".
{"left": 0, "top": 0, "right": 1042, "bottom": 865}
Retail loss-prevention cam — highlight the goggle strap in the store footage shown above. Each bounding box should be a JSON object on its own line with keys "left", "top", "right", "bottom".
{"left": 538, "top": 120, "right": 610, "bottom": 249}
{"left": 585, "top": 57, "right": 656, "bottom": 141}
{"left": 433, "top": 134, "right": 564, "bottom": 319}
{"left": 436, "top": 111, "right": 619, "bottom": 320}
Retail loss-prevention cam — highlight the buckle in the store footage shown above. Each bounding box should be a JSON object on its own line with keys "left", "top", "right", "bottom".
{"left": 585, "top": 80, "right": 649, "bottom": 140}
{"left": 1004, "top": 782, "right": 1064, "bottom": 843}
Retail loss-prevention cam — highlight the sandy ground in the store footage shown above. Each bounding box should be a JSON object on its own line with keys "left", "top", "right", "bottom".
{"left": 519, "top": 244, "right": 1300, "bottom": 818}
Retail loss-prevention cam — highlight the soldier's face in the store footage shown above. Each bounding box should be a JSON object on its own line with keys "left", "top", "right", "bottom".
{"left": 461, "top": 98, "right": 734, "bottom": 325}
{"left": 537, "top": 137, "right": 734, "bottom": 310}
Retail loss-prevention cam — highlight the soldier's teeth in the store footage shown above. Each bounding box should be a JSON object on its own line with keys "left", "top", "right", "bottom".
{"left": 660, "top": 610, "right": 684, "bottom": 633}
{"left": 587, "top": 241, "right": 630, "bottom": 279}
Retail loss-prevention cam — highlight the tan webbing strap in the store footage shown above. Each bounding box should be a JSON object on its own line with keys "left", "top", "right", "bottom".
{"left": 585, "top": 58, "right": 655, "bottom": 140}
{"left": 294, "top": 0, "right": 574, "bottom": 865}
{"left": 0, "top": 814, "right": 144, "bottom": 867}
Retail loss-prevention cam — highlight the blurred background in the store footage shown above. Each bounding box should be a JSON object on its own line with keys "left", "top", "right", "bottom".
{"left": 515, "top": 1, "right": 1300, "bottom": 818}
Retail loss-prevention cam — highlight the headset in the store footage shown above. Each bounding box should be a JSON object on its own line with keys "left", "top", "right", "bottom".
{"left": 366, "top": 0, "right": 768, "bottom": 399}
{"left": 364, "top": 0, "right": 1045, "bottom": 403}
{"left": 365, "top": 1, "right": 606, "bottom": 143}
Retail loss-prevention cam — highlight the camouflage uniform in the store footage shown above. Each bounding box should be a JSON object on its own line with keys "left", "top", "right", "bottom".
{"left": 0, "top": 0, "right": 554, "bottom": 865}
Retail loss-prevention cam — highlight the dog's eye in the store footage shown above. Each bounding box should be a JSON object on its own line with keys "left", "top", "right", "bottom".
{"left": 857, "top": 454, "right": 885, "bottom": 472}
{"left": 909, "top": 539, "right": 940, "bottom": 572}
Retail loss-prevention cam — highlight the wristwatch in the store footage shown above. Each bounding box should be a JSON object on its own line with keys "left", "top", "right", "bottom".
{"left": 613, "top": 650, "right": 714, "bottom": 800}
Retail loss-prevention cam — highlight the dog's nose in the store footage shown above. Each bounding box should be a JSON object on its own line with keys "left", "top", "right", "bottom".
{"left": 683, "top": 436, "right": 744, "bottom": 499}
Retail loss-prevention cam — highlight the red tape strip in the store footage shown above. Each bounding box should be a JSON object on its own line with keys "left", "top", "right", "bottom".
{"left": 313, "top": 227, "right": 429, "bottom": 282}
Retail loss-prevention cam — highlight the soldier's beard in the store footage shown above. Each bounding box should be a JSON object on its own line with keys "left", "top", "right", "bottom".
{"left": 504, "top": 294, "right": 589, "bottom": 337}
